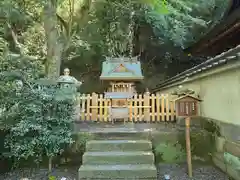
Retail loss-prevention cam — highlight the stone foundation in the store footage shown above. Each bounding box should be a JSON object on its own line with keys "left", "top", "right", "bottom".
{"left": 194, "top": 117, "right": 240, "bottom": 180}
{"left": 71, "top": 120, "right": 240, "bottom": 179}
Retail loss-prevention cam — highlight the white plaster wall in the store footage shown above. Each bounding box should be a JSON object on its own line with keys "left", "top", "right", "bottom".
{"left": 157, "top": 61, "right": 240, "bottom": 125}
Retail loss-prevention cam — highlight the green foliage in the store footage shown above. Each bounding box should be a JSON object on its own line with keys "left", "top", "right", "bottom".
{"left": 0, "top": 0, "right": 230, "bottom": 90}
{"left": 0, "top": 72, "right": 75, "bottom": 167}
{"left": 49, "top": 175, "right": 57, "bottom": 180}
{"left": 144, "top": 0, "right": 229, "bottom": 48}
{"left": 202, "top": 119, "right": 221, "bottom": 137}
{"left": 178, "top": 130, "right": 215, "bottom": 161}
{"left": 56, "top": 133, "right": 94, "bottom": 166}
{"left": 154, "top": 131, "right": 216, "bottom": 164}
{"left": 154, "top": 142, "right": 186, "bottom": 163}
{"left": 71, "top": 132, "right": 94, "bottom": 153}
{"left": 0, "top": 0, "right": 231, "bottom": 90}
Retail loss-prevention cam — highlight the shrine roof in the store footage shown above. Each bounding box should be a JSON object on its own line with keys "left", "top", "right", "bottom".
{"left": 171, "top": 94, "right": 202, "bottom": 102}
{"left": 185, "top": 4, "right": 240, "bottom": 56}
{"left": 100, "top": 56, "right": 144, "bottom": 81}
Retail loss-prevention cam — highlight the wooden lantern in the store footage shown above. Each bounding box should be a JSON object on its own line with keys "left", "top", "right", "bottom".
{"left": 173, "top": 94, "right": 201, "bottom": 117}
{"left": 173, "top": 94, "right": 202, "bottom": 178}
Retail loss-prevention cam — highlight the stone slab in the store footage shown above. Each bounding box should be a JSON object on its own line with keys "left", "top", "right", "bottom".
{"left": 225, "top": 140, "right": 240, "bottom": 157}
{"left": 212, "top": 152, "right": 240, "bottom": 180}
{"left": 215, "top": 136, "right": 226, "bottom": 152}
{"left": 86, "top": 140, "right": 152, "bottom": 152}
{"left": 92, "top": 131, "right": 150, "bottom": 140}
{"left": 82, "top": 151, "right": 154, "bottom": 165}
{"left": 78, "top": 164, "right": 157, "bottom": 179}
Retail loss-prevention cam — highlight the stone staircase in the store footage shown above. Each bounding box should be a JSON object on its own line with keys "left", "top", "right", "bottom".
{"left": 78, "top": 139, "right": 157, "bottom": 179}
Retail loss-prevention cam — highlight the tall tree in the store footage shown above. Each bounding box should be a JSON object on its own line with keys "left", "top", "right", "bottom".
{"left": 144, "top": 0, "right": 229, "bottom": 48}
{"left": 43, "top": 0, "right": 62, "bottom": 78}
{"left": 0, "top": 0, "right": 230, "bottom": 86}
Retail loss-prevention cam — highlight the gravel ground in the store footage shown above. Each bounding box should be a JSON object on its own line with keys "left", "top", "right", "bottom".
{"left": 157, "top": 163, "right": 230, "bottom": 180}
{"left": 0, "top": 164, "right": 229, "bottom": 180}
{"left": 0, "top": 167, "right": 78, "bottom": 180}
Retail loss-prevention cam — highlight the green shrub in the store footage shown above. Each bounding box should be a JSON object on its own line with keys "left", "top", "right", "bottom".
{"left": 154, "top": 142, "right": 186, "bottom": 163}
{"left": 0, "top": 71, "right": 76, "bottom": 170}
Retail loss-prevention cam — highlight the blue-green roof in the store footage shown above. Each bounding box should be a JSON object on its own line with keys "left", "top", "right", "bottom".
{"left": 100, "top": 56, "right": 144, "bottom": 80}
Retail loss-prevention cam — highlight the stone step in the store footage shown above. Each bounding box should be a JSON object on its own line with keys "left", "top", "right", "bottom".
{"left": 92, "top": 131, "right": 150, "bottom": 140}
{"left": 83, "top": 129, "right": 180, "bottom": 141}
{"left": 82, "top": 151, "right": 154, "bottom": 165}
{"left": 78, "top": 164, "right": 157, "bottom": 179}
{"left": 86, "top": 140, "right": 152, "bottom": 152}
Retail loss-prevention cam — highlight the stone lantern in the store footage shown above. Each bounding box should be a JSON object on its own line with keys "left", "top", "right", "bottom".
{"left": 57, "top": 68, "right": 82, "bottom": 92}
{"left": 57, "top": 79, "right": 76, "bottom": 91}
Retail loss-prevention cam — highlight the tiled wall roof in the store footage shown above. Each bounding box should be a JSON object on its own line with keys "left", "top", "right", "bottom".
{"left": 152, "top": 44, "right": 240, "bottom": 92}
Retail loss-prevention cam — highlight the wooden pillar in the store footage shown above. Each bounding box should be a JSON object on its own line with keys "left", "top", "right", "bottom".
{"left": 91, "top": 92, "right": 98, "bottom": 121}
{"left": 86, "top": 94, "right": 91, "bottom": 120}
{"left": 185, "top": 117, "right": 193, "bottom": 177}
{"left": 111, "top": 83, "right": 114, "bottom": 92}
{"left": 80, "top": 94, "right": 86, "bottom": 120}
{"left": 144, "top": 91, "right": 150, "bottom": 122}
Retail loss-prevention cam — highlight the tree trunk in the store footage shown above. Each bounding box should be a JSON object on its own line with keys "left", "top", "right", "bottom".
{"left": 48, "top": 156, "right": 53, "bottom": 172}
{"left": 43, "top": 0, "right": 62, "bottom": 79}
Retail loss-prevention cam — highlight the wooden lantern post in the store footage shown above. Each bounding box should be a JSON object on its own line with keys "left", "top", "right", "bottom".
{"left": 185, "top": 116, "right": 192, "bottom": 177}
{"left": 173, "top": 94, "right": 202, "bottom": 178}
